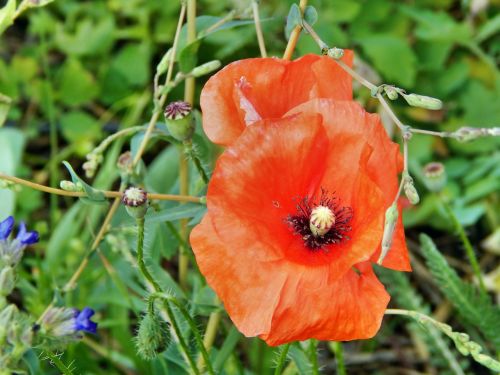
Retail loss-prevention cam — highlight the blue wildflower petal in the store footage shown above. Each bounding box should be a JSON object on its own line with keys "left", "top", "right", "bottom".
{"left": 74, "top": 307, "right": 98, "bottom": 334}
{"left": 16, "top": 222, "right": 39, "bottom": 245}
{"left": 0, "top": 216, "right": 14, "bottom": 240}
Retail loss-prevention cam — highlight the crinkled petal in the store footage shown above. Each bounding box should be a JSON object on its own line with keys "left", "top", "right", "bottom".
{"left": 201, "top": 53, "right": 353, "bottom": 146}
{"left": 260, "top": 262, "right": 390, "bottom": 345}
{"left": 190, "top": 214, "right": 288, "bottom": 337}
{"left": 16, "top": 222, "right": 39, "bottom": 245}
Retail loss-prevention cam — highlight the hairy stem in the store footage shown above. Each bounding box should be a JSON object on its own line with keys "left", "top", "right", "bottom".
{"left": 332, "top": 342, "right": 346, "bottom": 375}
{"left": 274, "top": 343, "right": 291, "bottom": 375}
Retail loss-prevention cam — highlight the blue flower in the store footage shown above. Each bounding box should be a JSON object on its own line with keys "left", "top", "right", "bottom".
{"left": 0, "top": 216, "right": 39, "bottom": 265}
{"left": 74, "top": 307, "right": 98, "bottom": 334}
{"left": 41, "top": 306, "right": 98, "bottom": 340}
{"left": 0, "top": 216, "right": 14, "bottom": 240}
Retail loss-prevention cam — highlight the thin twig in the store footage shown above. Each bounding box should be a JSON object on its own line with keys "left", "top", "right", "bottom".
{"left": 252, "top": 1, "right": 267, "bottom": 57}
{"left": 0, "top": 173, "right": 203, "bottom": 203}
{"left": 132, "top": 3, "right": 187, "bottom": 166}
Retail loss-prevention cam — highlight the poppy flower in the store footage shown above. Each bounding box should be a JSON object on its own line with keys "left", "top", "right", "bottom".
{"left": 190, "top": 103, "right": 408, "bottom": 345}
{"left": 200, "top": 52, "right": 354, "bottom": 146}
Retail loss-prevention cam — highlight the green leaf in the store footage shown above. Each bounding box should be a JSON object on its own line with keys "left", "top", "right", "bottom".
{"left": 178, "top": 40, "right": 200, "bottom": 73}
{"left": 419, "top": 234, "right": 500, "bottom": 351}
{"left": 285, "top": 3, "right": 301, "bottom": 40}
{"left": 0, "top": 0, "right": 16, "bottom": 36}
{"left": 329, "top": 0, "right": 361, "bottom": 22}
{"left": 59, "top": 110, "right": 101, "bottom": 144}
{"left": 0, "top": 93, "right": 11, "bottom": 127}
{"left": 357, "top": 35, "right": 417, "bottom": 87}
{"left": 303, "top": 6, "right": 318, "bottom": 27}
{"left": 213, "top": 327, "right": 242, "bottom": 372}
{"left": 475, "top": 13, "right": 500, "bottom": 43}
{"left": 111, "top": 43, "right": 152, "bottom": 86}
{"left": 0, "top": 127, "right": 25, "bottom": 217}
{"left": 62, "top": 161, "right": 107, "bottom": 204}
{"left": 56, "top": 59, "right": 99, "bottom": 106}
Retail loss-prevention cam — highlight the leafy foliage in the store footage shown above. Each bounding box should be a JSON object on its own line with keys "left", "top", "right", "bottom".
{"left": 419, "top": 234, "right": 500, "bottom": 351}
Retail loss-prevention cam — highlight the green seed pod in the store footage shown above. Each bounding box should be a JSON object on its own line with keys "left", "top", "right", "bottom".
{"left": 377, "top": 202, "right": 399, "bottom": 265}
{"left": 403, "top": 174, "right": 420, "bottom": 205}
{"left": 122, "top": 187, "right": 148, "bottom": 219}
{"left": 190, "top": 60, "right": 221, "bottom": 78}
{"left": 327, "top": 47, "right": 344, "bottom": 60}
{"left": 423, "top": 162, "right": 447, "bottom": 193}
{"left": 402, "top": 93, "right": 443, "bottom": 110}
{"left": 164, "top": 101, "right": 195, "bottom": 141}
{"left": 135, "top": 311, "right": 170, "bottom": 360}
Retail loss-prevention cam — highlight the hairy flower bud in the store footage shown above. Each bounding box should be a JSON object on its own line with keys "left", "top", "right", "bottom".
{"left": 423, "top": 162, "right": 446, "bottom": 193}
{"left": 164, "top": 101, "right": 195, "bottom": 141}
{"left": 122, "top": 187, "right": 148, "bottom": 219}
{"left": 135, "top": 311, "right": 170, "bottom": 360}
{"left": 402, "top": 93, "right": 443, "bottom": 110}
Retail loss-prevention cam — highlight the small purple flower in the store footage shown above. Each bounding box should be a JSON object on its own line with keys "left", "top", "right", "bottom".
{"left": 74, "top": 307, "right": 98, "bottom": 334}
{"left": 0, "top": 216, "right": 39, "bottom": 265}
{"left": 0, "top": 216, "right": 14, "bottom": 240}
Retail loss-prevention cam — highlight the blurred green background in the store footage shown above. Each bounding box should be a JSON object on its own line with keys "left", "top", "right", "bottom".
{"left": 0, "top": 0, "right": 499, "bottom": 373}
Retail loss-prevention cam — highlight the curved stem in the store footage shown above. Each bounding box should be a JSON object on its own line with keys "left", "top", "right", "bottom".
{"left": 196, "top": 309, "right": 221, "bottom": 370}
{"left": 252, "top": 1, "right": 267, "bottom": 57}
{"left": 0, "top": 173, "right": 203, "bottom": 203}
{"left": 283, "top": 0, "right": 308, "bottom": 60}
{"left": 136, "top": 218, "right": 162, "bottom": 291}
{"left": 274, "top": 343, "right": 291, "bottom": 375}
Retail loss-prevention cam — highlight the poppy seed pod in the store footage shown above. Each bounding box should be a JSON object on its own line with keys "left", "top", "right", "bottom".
{"left": 164, "top": 101, "right": 194, "bottom": 141}
{"left": 423, "top": 162, "right": 447, "bottom": 193}
{"left": 122, "top": 187, "right": 148, "bottom": 219}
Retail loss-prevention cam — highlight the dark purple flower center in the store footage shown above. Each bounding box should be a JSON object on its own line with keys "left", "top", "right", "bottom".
{"left": 286, "top": 189, "right": 353, "bottom": 250}
{"left": 164, "top": 101, "right": 192, "bottom": 120}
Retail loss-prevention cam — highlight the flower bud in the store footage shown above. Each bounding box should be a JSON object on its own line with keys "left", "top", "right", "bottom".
{"left": 475, "top": 353, "right": 500, "bottom": 372}
{"left": 122, "top": 187, "right": 148, "bottom": 219}
{"left": 377, "top": 202, "right": 399, "bottom": 265}
{"left": 135, "top": 311, "right": 170, "bottom": 360}
{"left": 59, "top": 180, "right": 84, "bottom": 192}
{"left": 384, "top": 85, "right": 399, "bottom": 100}
{"left": 423, "top": 162, "right": 446, "bottom": 193}
{"left": 327, "top": 47, "right": 344, "bottom": 60}
{"left": 164, "top": 101, "right": 195, "bottom": 141}
{"left": 0, "top": 266, "right": 15, "bottom": 297}
{"left": 402, "top": 93, "right": 443, "bottom": 110}
{"left": 190, "top": 60, "right": 221, "bottom": 78}
{"left": 0, "top": 304, "right": 17, "bottom": 341}
{"left": 403, "top": 173, "right": 420, "bottom": 205}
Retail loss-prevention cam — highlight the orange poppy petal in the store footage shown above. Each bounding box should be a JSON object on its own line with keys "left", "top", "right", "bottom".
{"left": 286, "top": 100, "right": 411, "bottom": 271}
{"left": 259, "top": 261, "right": 390, "bottom": 346}
{"left": 200, "top": 53, "right": 353, "bottom": 146}
{"left": 190, "top": 214, "right": 287, "bottom": 337}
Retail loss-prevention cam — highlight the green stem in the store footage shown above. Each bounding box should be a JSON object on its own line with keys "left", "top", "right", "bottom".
{"left": 149, "top": 293, "right": 215, "bottom": 375}
{"left": 274, "top": 343, "right": 291, "bottom": 375}
{"left": 136, "top": 217, "right": 161, "bottom": 292}
{"left": 184, "top": 141, "right": 209, "bottom": 184}
{"left": 44, "top": 350, "right": 74, "bottom": 375}
{"left": 441, "top": 199, "right": 486, "bottom": 293}
{"left": 309, "top": 339, "right": 320, "bottom": 375}
{"left": 332, "top": 342, "right": 346, "bottom": 375}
